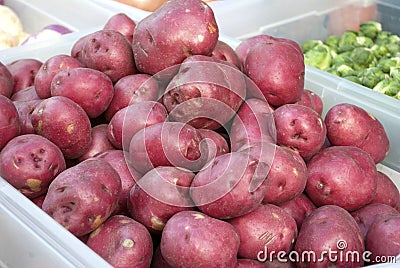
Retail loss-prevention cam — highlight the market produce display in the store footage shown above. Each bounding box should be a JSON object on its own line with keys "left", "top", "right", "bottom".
{"left": 0, "top": 0, "right": 399, "bottom": 267}
{"left": 302, "top": 21, "right": 400, "bottom": 99}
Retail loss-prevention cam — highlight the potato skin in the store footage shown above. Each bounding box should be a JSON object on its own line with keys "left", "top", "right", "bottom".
{"left": 42, "top": 158, "right": 121, "bottom": 237}
{"left": 324, "top": 103, "right": 390, "bottom": 163}
{"left": 34, "top": 54, "right": 83, "bottom": 99}
{"left": 6, "top": 58, "right": 42, "bottom": 94}
{"left": 369, "top": 171, "right": 400, "bottom": 208}
{"left": 50, "top": 67, "right": 114, "bottom": 118}
{"left": 31, "top": 96, "right": 92, "bottom": 159}
{"left": 87, "top": 215, "right": 153, "bottom": 268}
{"left": 306, "top": 146, "right": 377, "bottom": 211}
{"left": 132, "top": 0, "right": 219, "bottom": 75}
{"left": 211, "top": 40, "right": 241, "bottom": 69}
{"left": 294, "top": 205, "right": 365, "bottom": 268}
{"left": 278, "top": 193, "right": 316, "bottom": 231}
{"left": 0, "top": 134, "right": 66, "bottom": 198}
{"left": 103, "top": 13, "right": 136, "bottom": 43}
{"left": 77, "top": 124, "right": 115, "bottom": 162}
{"left": 0, "top": 61, "right": 14, "bottom": 98}
{"left": 191, "top": 152, "right": 270, "bottom": 219}
{"left": 295, "top": 89, "right": 323, "bottom": 116}
{"left": 14, "top": 100, "right": 41, "bottom": 135}
{"left": 160, "top": 210, "right": 240, "bottom": 268}
{"left": 11, "top": 86, "right": 40, "bottom": 102}
{"left": 273, "top": 104, "right": 326, "bottom": 158}
{"left": 197, "top": 128, "right": 230, "bottom": 163}
{"left": 0, "top": 95, "right": 20, "bottom": 150}
{"left": 228, "top": 204, "right": 297, "bottom": 260}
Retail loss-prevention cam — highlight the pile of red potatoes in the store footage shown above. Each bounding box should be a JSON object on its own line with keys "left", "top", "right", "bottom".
{"left": 0, "top": 0, "right": 399, "bottom": 267}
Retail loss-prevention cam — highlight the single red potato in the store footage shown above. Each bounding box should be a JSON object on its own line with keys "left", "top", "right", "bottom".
{"left": 107, "top": 101, "right": 168, "bottom": 150}
{"left": 6, "top": 58, "right": 42, "bottom": 94}
{"left": 104, "top": 74, "right": 160, "bottom": 121}
{"left": 278, "top": 193, "right": 317, "bottom": 231}
{"left": 11, "top": 85, "right": 40, "bottom": 101}
{"left": 295, "top": 89, "right": 323, "bottom": 116}
{"left": 0, "top": 95, "right": 20, "bottom": 150}
{"left": 87, "top": 215, "right": 153, "bottom": 268}
{"left": 0, "top": 61, "right": 14, "bottom": 98}
{"left": 128, "top": 166, "right": 195, "bottom": 234}
{"left": 197, "top": 128, "right": 230, "bottom": 164}
{"left": 77, "top": 124, "right": 115, "bottom": 162}
{"left": 132, "top": 0, "right": 219, "bottom": 74}
{"left": 324, "top": 103, "right": 390, "bottom": 163}
{"left": 96, "top": 149, "right": 140, "bottom": 215}
{"left": 351, "top": 203, "right": 399, "bottom": 240}
{"left": 211, "top": 40, "right": 241, "bottom": 69}
{"left": 103, "top": 13, "right": 136, "bottom": 43}
{"left": 13, "top": 100, "right": 41, "bottom": 135}
{"left": 0, "top": 134, "right": 66, "bottom": 199}
{"left": 127, "top": 121, "right": 206, "bottom": 174}
{"left": 228, "top": 204, "right": 298, "bottom": 260}
{"left": 50, "top": 67, "right": 114, "bottom": 118}
{"left": 230, "top": 98, "right": 276, "bottom": 152}
{"left": 42, "top": 158, "right": 121, "bottom": 237}
{"left": 191, "top": 152, "right": 270, "bottom": 219}
{"left": 273, "top": 104, "right": 326, "bottom": 159}
{"left": 306, "top": 146, "right": 377, "bottom": 211}
{"left": 369, "top": 171, "right": 400, "bottom": 208}
{"left": 31, "top": 96, "right": 92, "bottom": 159}
{"left": 243, "top": 41, "right": 304, "bottom": 107}
{"left": 294, "top": 205, "right": 365, "bottom": 268}
{"left": 34, "top": 54, "right": 83, "bottom": 99}
{"left": 160, "top": 210, "right": 240, "bottom": 268}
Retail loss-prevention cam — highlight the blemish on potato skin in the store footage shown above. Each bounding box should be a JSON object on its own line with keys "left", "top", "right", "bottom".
{"left": 151, "top": 216, "right": 165, "bottom": 231}
{"left": 26, "top": 179, "right": 42, "bottom": 192}
{"left": 207, "top": 23, "right": 217, "bottom": 34}
{"left": 119, "top": 219, "right": 131, "bottom": 224}
{"left": 292, "top": 168, "right": 298, "bottom": 176}
{"left": 89, "top": 226, "right": 102, "bottom": 238}
{"left": 367, "top": 112, "right": 376, "bottom": 120}
{"left": 122, "top": 238, "right": 135, "bottom": 248}
{"left": 92, "top": 215, "right": 103, "bottom": 228}
{"left": 67, "top": 124, "right": 74, "bottom": 134}
{"left": 93, "top": 196, "right": 99, "bottom": 202}
{"left": 192, "top": 213, "right": 205, "bottom": 220}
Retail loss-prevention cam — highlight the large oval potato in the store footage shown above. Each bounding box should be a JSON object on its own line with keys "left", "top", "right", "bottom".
{"left": 160, "top": 210, "right": 240, "bottom": 268}
{"left": 42, "top": 158, "right": 121, "bottom": 237}
{"left": 87, "top": 215, "right": 153, "bottom": 268}
{"left": 0, "top": 134, "right": 66, "bottom": 199}
{"left": 132, "top": 0, "right": 219, "bottom": 74}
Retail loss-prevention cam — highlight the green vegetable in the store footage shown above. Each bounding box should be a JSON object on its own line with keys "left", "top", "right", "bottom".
{"left": 301, "top": 39, "right": 323, "bottom": 53}
{"left": 358, "top": 67, "right": 386, "bottom": 88}
{"left": 304, "top": 44, "right": 332, "bottom": 70}
{"left": 350, "top": 47, "right": 376, "bottom": 70}
{"left": 371, "top": 44, "right": 390, "bottom": 59}
{"left": 331, "top": 52, "right": 353, "bottom": 67}
{"left": 359, "top": 21, "right": 382, "bottom": 39}
{"left": 325, "top": 35, "right": 339, "bottom": 50}
{"left": 355, "top": 36, "right": 374, "bottom": 48}
{"left": 377, "top": 56, "right": 400, "bottom": 73}
{"left": 343, "top": 75, "right": 362, "bottom": 85}
{"left": 373, "top": 78, "right": 400, "bottom": 96}
{"left": 336, "top": 64, "right": 355, "bottom": 77}
{"left": 390, "top": 66, "right": 400, "bottom": 82}
{"left": 338, "top": 31, "right": 357, "bottom": 53}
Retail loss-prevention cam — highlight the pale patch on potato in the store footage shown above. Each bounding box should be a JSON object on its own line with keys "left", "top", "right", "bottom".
{"left": 317, "top": 117, "right": 323, "bottom": 128}
{"left": 89, "top": 226, "right": 102, "bottom": 238}
{"left": 292, "top": 167, "right": 298, "bottom": 176}
{"left": 173, "top": 178, "right": 179, "bottom": 184}
{"left": 119, "top": 219, "right": 131, "bottom": 224}
{"left": 192, "top": 213, "right": 205, "bottom": 220}
{"left": 93, "top": 196, "right": 99, "bottom": 202}
{"left": 151, "top": 215, "right": 165, "bottom": 231}
{"left": 282, "top": 227, "right": 291, "bottom": 236}
{"left": 26, "top": 178, "right": 41, "bottom": 192}
{"left": 12, "top": 159, "right": 20, "bottom": 170}
{"left": 185, "top": 226, "right": 190, "bottom": 231}
{"left": 67, "top": 124, "right": 74, "bottom": 134}
{"left": 197, "top": 34, "right": 204, "bottom": 42}
{"left": 367, "top": 112, "right": 376, "bottom": 120}
{"left": 37, "top": 108, "right": 44, "bottom": 115}
{"left": 36, "top": 120, "right": 43, "bottom": 133}
{"left": 207, "top": 23, "right": 217, "bottom": 34}
{"left": 92, "top": 215, "right": 103, "bottom": 228}
{"left": 272, "top": 212, "right": 280, "bottom": 219}
{"left": 185, "top": 9, "right": 191, "bottom": 13}
{"left": 122, "top": 238, "right": 135, "bottom": 248}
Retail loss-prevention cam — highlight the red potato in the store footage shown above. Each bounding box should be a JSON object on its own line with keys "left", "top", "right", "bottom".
{"left": 197, "top": 128, "right": 230, "bottom": 163}
{"left": 13, "top": 100, "right": 41, "bottom": 135}
{"left": 10, "top": 85, "right": 40, "bottom": 101}
{"left": 235, "top": 34, "right": 303, "bottom": 68}
{"left": 262, "top": 145, "right": 308, "bottom": 205}
{"left": 0, "top": 95, "right": 20, "bottom": 150}
{"left": 306, "top": 146, "right": 377, "bottom": 211}
{"left": 50, "top": 67, "right": 114, "bottom": 118}
{"left": 365, "top": 213, "right": 400, "bottom": 263}
{"left": 235, "top": 259, "right": 266, "bottom": 267}
{"left": 190, "top": 152, "right": 270, "bottom": 219}
{"left": 211, "top": 40, "right": 241, "bottom": 69}
{"left": 128, "top": 166, "right": 195, "bottom": 234}
{"left": 160, "top": 210, "right": 240, "bottom": 268}
{"left": 127, "top": 121, "right": 206, "bottom": 174}
{"left": 278, "top": 193, "right": 317, "bottom": 231}
{"left": 243, "top": 41, "right": 304, "bottom": 107}
{"left": 104, "top": 74, "right": 161, "bottom": 121}
{"left": 228, "top": 204, "right": 298, "bottom": 260}
{"left": 31, "top": 96, "right": 92, "bottom": 159}
{"left": 107, "top": 101, "right": 168, "bottom": 150}
{"left": 73, "top": 29, "right": 137, "bottom": 83}
{"left": 87, "top": 215, "right": 153, "bottom": 268}
{"left": 163, "top": 55, "right": 246, "bottom": 130}
{"left": 0, "top": 61, "right": 14, "bottom": 98}
{"left": 77, "top": 124, "right": 115, "bottom": 162}
{"left": 351, "top": 203, "right": 398, "bottom": 240}
{"left": 42, "top": 158, "right": 121, "bottom": 237}
{"left": 294, "top": 205, "right": 365, "bottom": 268}
{"left": 324, "top": 103, "right": 390, "bottom": 163}
{"left": 34, "top": 54, "right": 83, "bottom": 99}
{"left": 273, "top": 104, "right": 326, "bottom": 159}
{"left": 96, "top": 150, "right": 140, "bottom": 215}
{"left": 151, "top": 246, "right": 173, "bottom": 268}
{"left": 31, "top": 194, "right": 46, "bottom": 208}
{"left": 230, "top": 98, "right": 276, "bottom": 152}
{"left": 6, "top": 58, "right": 42, "bottom": 94}
{"left": 295, "top": 89, "right": 323, "bottom": 116}
{"left": 369, "top": 171, "right": 400, "bottom": 208}
{"left": 103, "top": 13, "right": 136, "bottom": 43}
{"left": 132, "top": 0, "right": 219, "bottom": 75}
{"left": 0, "top": 134, "right": 66, "bottom": 199}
